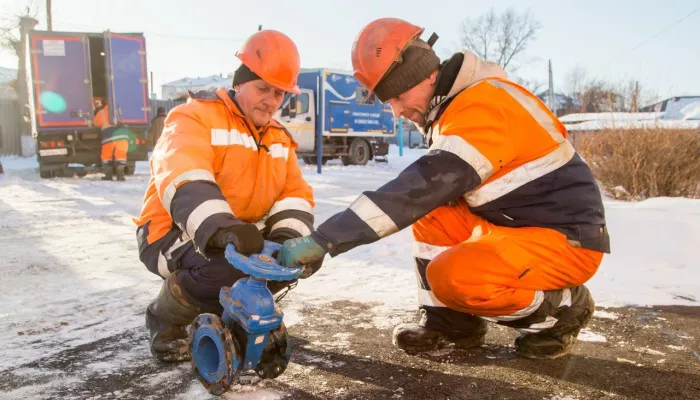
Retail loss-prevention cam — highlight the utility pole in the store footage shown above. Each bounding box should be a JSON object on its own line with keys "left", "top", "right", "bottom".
{"left": 150, "top": 71, "right": 154, "bottom": 97}
{"left": 548, "top": 59, "right": 556, "bottom": 115}
{"left": 46, "top": 0, "right": 52, "bottom": 31}
{"left": 632, "top": 81, "right": 640, "bottom": 112}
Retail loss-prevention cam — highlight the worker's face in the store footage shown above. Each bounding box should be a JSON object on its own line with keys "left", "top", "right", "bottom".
{"left": 386, "top": 71, "right": 438, "bottom": 126}
{"left": 235, "top": 80, "right": 286, "bottom": 127}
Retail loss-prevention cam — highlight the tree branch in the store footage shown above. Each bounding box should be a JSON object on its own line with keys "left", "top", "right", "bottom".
{"left": 459, "top": 7, "right": 542, "bottom": 72}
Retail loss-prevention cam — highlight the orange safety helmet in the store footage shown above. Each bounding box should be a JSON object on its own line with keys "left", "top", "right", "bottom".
{"left": 351, "top": 18, "right": 426, "bottom": 95}
{"left": 235, "top": 30, "right": 301, "bottom": 94}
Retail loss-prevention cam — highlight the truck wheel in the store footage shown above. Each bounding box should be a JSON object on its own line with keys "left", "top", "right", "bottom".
{"left": 39, "top": 164, "right": 67, "bottom": 179}
{"left": 348, "top": 139, "right": 370, "bottom": 166}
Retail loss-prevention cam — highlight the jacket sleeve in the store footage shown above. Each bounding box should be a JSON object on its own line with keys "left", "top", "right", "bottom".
{"left": 312, "top": 95, "right": 516, "bottom": 256}
{"left": 151, "top": 103, "right": 241, "bottom": 254}
{"left": 265, "top": 144, "right": 315, "bottom": 242}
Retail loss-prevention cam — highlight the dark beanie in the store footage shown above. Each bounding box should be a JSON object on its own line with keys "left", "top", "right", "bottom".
{"left": 232, "top": 63, "right": 261, "bottom": 87}
{"left": 374, "top": 40, "right": 440, "bottom": 103}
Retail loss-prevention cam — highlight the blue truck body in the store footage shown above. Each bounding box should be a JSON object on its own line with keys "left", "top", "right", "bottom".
{"left": 26, "top": 30, "right": 150, "bottom": 177}
{"left": 274, "top": 68, "right": 395, "bottom": 166}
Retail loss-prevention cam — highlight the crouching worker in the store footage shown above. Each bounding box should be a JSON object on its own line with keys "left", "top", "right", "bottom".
{"left": 93, "top": 98, "right": 128, "bottom": 181}
{"left": 133, "top": 30, "right": 318, "bottom": 362}
{"left": 278, "top": 18, "right": 610, "bottom": 360}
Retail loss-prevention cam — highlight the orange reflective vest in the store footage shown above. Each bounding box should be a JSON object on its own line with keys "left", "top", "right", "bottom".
{"left": 134, "top": 88, "right": 315, "bottom": 254}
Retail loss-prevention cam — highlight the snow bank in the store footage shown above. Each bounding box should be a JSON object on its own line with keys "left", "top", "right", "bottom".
{"left": 559, "top": 112, "right": 662, "bottom": 123}
{"left": 0, "top": 155, "right": 38, "bottom": 171}
{"left": 566, "top": 118, "right": 700, "bottom": 131}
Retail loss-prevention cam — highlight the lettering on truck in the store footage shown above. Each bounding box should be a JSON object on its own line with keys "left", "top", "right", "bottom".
{"left": 352, "top": 111, "right": 381, "bottom": 125}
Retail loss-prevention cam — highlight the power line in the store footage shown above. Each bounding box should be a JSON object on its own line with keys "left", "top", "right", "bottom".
{"left": 608, "top": 6, "right": 700, "bottom": 64}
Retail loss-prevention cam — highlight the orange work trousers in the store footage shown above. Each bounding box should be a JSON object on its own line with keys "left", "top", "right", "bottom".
{"left": 101, "top": 139, "right": 128, "bottom": 164}
{"left": 413, "top": 199, "right": 603, "bottom": 318}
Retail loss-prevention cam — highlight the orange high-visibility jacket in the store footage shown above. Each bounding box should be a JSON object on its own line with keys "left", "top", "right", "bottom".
{"left": 311, "top": 51, "right": 609, "bottom": 256}
{"left": 134, "top": 88, "right": 315, "bottom": 255}
{"left": 94, "top": 104, "right": 129, "bottom": 144}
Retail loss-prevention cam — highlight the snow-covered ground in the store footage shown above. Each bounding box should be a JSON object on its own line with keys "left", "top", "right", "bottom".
{"left": 1, "top": 145, "right": 699, "bottom": 398}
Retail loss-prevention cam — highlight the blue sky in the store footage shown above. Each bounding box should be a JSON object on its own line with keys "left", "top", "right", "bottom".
{"left": 1, "top": 0, "right": 698, "bottom": 102}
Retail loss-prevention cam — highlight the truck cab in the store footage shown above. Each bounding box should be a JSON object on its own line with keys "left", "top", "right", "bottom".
{"left": 26, "top": 30, "right": 150, "bottom": 178}
{"left": 275, "top": 69, "right": 395, "bottom": 166}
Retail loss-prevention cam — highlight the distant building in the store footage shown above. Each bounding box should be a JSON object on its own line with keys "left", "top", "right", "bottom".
{"left": 536, "top": 91, "right": 581, "bottom": 117}
{"left": 161, "top": 73, "right": 233, "bottom": 100}
{"left": 640, "top": 96, "right": 700, "bottom": 120}
{"left": 0, "top": 66, "right": 18, "bottom": 99}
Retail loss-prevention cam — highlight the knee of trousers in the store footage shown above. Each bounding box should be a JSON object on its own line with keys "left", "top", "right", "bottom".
{"left": 425, "top": 249, "right": 475, "bottom": 311}
{"left": 425, "top": 242, "right": 514, "bottom": 314}
{"left": 174, "top": 255, "right": 248, "bottom": 304}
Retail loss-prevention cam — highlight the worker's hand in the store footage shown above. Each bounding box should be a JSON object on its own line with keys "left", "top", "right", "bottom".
{"left": 207, "top": 223, "right": 264, "bottom": 257}
{"left": 277, "top": 235, "right": 327, "bottom": 276}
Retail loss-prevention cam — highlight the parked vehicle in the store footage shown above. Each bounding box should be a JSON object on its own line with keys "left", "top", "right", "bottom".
{"left": 25, "top": 30, "right": 150, "bottom": 178}
{"left": 275, "top": 68, "right": 395, "bottom": 166}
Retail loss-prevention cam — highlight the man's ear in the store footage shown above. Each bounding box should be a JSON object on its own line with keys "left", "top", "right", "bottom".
{"left": 428, "top": 70, "right": 439, "bottom": 84}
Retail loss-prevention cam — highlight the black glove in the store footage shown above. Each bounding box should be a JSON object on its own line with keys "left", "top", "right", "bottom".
{"left": 207, "top": 223, "right": 264, "bottom": 257}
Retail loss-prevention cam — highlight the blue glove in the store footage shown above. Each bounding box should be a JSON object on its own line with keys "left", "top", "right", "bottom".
{"left": 277, "top": 235, "right": 327, "bottom": 270}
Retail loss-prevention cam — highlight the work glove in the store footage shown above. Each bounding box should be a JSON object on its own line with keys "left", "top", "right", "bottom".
{"left": 206, "top": 223, "right": 264, "bottom": 258}
{"left": 277, "top": 235, "right": 327, "bottom": 278}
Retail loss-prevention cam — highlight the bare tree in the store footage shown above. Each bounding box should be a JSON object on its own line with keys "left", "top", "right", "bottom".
{"left": 514, "top": 76, "right": 545, "bottom": 96}
{"left": 0, "top": 1, "right": 39, "bottom": 56}
{"left": 1, "top": 1, "right": 39, "bottom": 136}
{"left": 563, "top": 65, "right": 663, "bottom": 114}
{"left": 565, "top": 65, "right": 587, "bottom": 101}
{"left": 459, "top": 7, "right": 542, "bottom": 72}
{"left": 620, "top": 79, "right": 660, "bottom": 112}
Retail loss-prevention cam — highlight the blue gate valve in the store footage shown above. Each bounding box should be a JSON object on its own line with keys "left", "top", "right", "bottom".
{"left": 188, "top": 241, "right": 304, "bottom": 395}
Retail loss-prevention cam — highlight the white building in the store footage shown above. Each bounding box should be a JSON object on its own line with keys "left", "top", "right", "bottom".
{"left": 161, "top": 73, "right": 233, "bottom": 100}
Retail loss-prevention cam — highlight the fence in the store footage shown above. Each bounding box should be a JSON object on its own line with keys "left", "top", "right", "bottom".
{"left": 0, "top": 99, "right": 21, "bottom": 156}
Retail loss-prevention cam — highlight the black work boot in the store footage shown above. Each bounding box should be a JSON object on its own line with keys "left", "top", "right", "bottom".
{"left": 146, "top": 272, "right": 201, "bottom": 362}
{"left": 101, "top": 163, "right": 113, "bottom": 180}
{"left": 514, "top": 286, "right": 595, "bottom": 360}
{"left": 393, "top": 308, "right": 487, "bottom": 353}
{"left": 115, "top": 164, "right": 126, "bottom": 181}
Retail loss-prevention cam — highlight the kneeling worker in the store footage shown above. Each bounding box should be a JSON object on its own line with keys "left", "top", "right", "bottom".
{"left": 134, "top": 30, "right": 318, "bottom": 363}
{"left": 279, "top": 18, "right": 610, "bottom": 360}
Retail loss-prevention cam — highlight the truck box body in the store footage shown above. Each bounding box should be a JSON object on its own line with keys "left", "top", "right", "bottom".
{"left": 275, "top": 69, "right": 395, "bottom": 166}
{"left": 26, "top": 30, "right": 150, "bottom": 177}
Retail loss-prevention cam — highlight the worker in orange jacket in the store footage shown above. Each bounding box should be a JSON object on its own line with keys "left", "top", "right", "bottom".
{"left": 279, "top": 18, "right": 610, "bottom": 360}
{"left": 134, "top": 30, "right": 316, "bottom": 363}
{"left": 93, "top": 97, "right": 128, "bottom": 181}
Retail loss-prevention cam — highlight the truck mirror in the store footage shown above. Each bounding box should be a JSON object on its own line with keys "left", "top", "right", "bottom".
{"left": 289, "top": 96, "right": 297, "bottom": 119}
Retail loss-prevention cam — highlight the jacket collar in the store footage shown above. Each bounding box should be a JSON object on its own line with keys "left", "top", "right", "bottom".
{"left": 419, "top": 50, "right": 507, "bottom": 136}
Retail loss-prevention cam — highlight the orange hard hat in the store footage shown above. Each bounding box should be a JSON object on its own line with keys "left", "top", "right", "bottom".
{"left": 235, "top": 30, "right": 301, "bottom": 94}
{"left": 351, "top": 18, "right": 425, "bottom": 94}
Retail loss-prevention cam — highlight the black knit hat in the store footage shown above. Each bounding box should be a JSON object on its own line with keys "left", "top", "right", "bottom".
{"left": 373, "top": 40, "right": 440, "bottom": 103}
{"left": 232, "top": 63, "right": 261, "bottom": 87}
